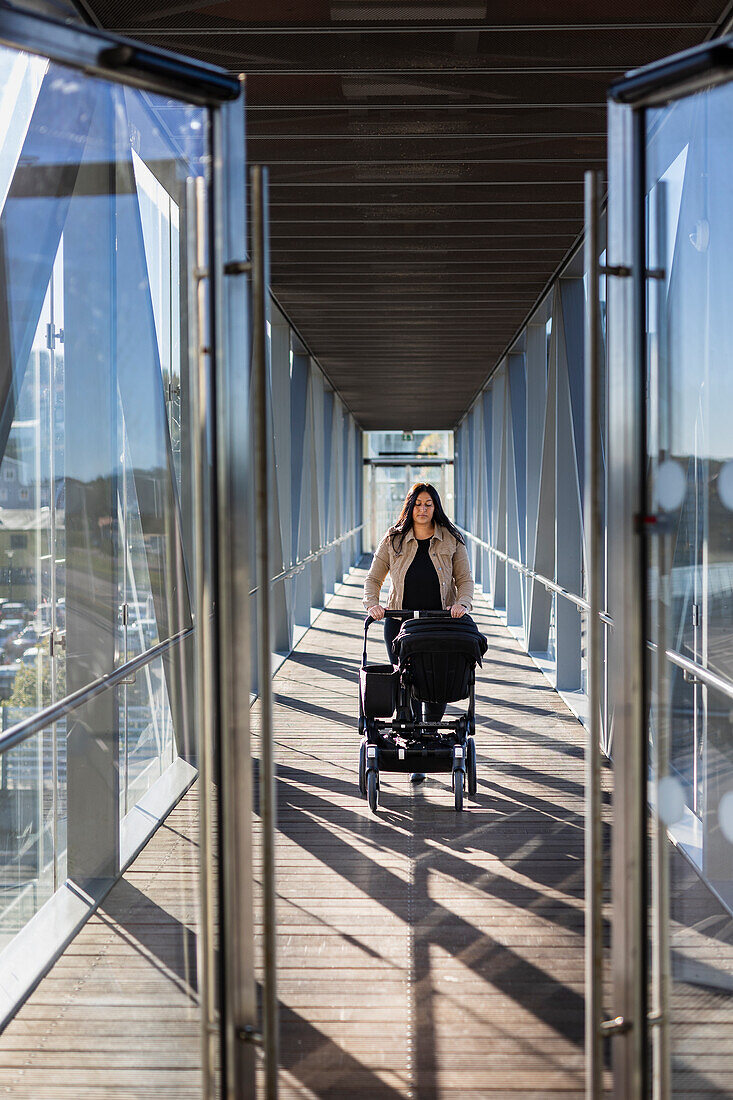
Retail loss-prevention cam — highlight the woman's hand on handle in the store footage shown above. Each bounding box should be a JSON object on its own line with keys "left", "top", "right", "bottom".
{"left": 450, "top": 604, "right": 467, "bottom": 619}
{"left": 368, "top": 604, "right": 385, "bottom": 620}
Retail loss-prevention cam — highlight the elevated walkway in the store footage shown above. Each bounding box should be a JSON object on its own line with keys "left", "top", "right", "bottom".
{"left": 0, "top": 563, "right": 601, "bottom": 1098}
{"left": 253, "top": 563, "right": 595, "bottom": 1098}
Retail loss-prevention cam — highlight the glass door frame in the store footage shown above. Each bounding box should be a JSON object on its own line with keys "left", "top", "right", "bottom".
{"left": 606, "top": 40, "right": 733, "bottom": 1100}
{"left": 0, "top": 7, "right": 257, "bottom": 1097}
{"left": 363, "top": 457, "right": 454, "bottom": 552}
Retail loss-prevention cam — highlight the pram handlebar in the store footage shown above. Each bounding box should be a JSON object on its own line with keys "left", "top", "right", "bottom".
{"left": 362, "top": 609, "right": 452, "bottom": 667}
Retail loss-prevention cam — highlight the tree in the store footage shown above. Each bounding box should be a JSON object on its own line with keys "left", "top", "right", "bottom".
{"left": 7, "top": 658, "right": 65, "bottom": 709}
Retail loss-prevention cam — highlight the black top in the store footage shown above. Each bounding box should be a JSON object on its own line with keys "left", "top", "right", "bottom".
{"left": 402, "top": 538, "right": 442, "bottom": 612}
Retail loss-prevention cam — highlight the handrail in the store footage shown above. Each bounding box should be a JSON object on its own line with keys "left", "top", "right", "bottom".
{"left": 0, "top": 521, "right": 366, "bottom": 757}
{"left": 461, "top": 529, "right": 733, "bottom": 704}
{"left": 0, "top": 624, "right": 194, "bottom": 757}
{"left": 665, "top": 648, "right": 733, "bottom": 704}
{"left": 249, "top": 523, "right": 364, "bottom": 596}
{"left": 461, "top": 528, "right": 615, "bottom": 626}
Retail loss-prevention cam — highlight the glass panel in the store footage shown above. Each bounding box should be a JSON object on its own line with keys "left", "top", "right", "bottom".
{"left": 368, "top": 464, "right": 408, "bottom": 554}
{"left": 0, "top": 40, "right": 222, "bottom": 1094}
{"left": 120, "top": 654, "right": 175, "bottom": 818}
{"left": 646, "top": 77, "right": 733, "bottom": 1096}
{"left": 0, "top": 249, "right": 65, "bottom": 719}
{"left": 547, "top": 594, "right": 556, "bottom": 662}
{"left": 0, "top": 722, "right": 66, "bottom": 949}
{"left": 117, "top": 394, "right": 161, "bottom": 667}
{"left": 363, "top": 432, "right": 455, "bottom": 552}
{"left": 364, "top": 429, "right": 453, "bottom": 460}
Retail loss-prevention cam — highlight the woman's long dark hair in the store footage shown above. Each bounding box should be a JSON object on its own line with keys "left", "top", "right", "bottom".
{"left": 391, "top": 482, "right": 464, "bottom": 552}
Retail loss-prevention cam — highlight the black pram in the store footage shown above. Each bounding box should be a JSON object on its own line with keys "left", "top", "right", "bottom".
{"left": 358, "top": 609, "right": 488, "bottom": 812}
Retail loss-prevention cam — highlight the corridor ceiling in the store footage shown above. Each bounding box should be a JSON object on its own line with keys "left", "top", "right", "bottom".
{"left": 89, "top": 1, "right": 731, "bottom": 429}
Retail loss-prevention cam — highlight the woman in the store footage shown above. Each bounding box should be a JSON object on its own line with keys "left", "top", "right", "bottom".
{"left": 363, "top": 483, "right": 474, "bottom": 775}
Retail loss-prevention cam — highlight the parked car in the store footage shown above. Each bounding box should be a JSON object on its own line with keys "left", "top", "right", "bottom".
{"left": 2, "top": 602, "right": 31, "bottom": 621}
{"left": 0, "top": 619, "right": 28, "bottom": 654}
{"left": 10, "top": 623, "right": 44, "bottom": 655}
{"left": 0, "top": 663, "right": 20, "bottom": 700}
{"left": 20, "top": 646, "right": 41, "bottom": 668}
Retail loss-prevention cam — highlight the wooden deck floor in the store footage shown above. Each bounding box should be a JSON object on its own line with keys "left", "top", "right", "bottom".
{"left": 0, "top": 787, "right": 202, "bottom": 1098}
{"left": 252, "top": 566, "right": 603, "bottom": 1099}
{"left": 0, "top": 563, "right": 608, "bottom": 1098}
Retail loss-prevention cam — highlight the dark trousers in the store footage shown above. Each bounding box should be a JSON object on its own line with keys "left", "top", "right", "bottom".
{"left": 384, "top": 617, "right": 446, "bottom": 724}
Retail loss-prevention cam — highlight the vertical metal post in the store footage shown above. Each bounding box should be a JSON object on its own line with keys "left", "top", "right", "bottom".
{"left": 48, "top": 277, "right": 58, "bottom": 894}
{"left": 251, "top": 165, "right": 279, "bottom": 1100}
{"left": 212, "top": 88, "right": 257, "bottom": 1098}
{"left": 632, "top": 107, "right": 650, "bottom": 1099}
{"left": 650, "top": 181, "right": 670, "bottom": 1100}
{"left": 121, "top": 450, "right": 129, "bottom": 815}
{"left": 607, "top": 100, "right": 648, "bottom": 1100}
{"left": 190, "top": 174, "right": 219, "bottom": 1099}
{"left": 584, "top": 170, "right": 605, "bottom": 1099}
{"left": 34, "top": 326, "right": 44, "bottom": 887}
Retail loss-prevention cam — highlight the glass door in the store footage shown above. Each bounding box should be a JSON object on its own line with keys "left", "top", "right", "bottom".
{"left": 607, "top": 48, "right": 733, "bottom": 1100}
{"left": 643, "top": 77, "right": 733, "bottom": 1099}
{"left": 365, "top": 461, "right": 454, "bottom": 551}
{"left": 0, "top": 9, "right": 256, "bottom": 1097}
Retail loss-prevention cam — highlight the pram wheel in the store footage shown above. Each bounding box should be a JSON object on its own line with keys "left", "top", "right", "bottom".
{"left": 367, "top": 769, "right": 379, "bottom": 813}
{"left": 358, "top": 739, "right": 367, "bottom": 797}
{"left": 466, "top": 736, "right": 477, "bottom": 796}
{"left": 453, "top": 768, "right": 464, "bottom": 812}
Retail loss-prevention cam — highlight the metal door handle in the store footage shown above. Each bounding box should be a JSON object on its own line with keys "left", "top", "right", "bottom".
{"left": 250, "top": 165, "right": 280, "bottom": 1100}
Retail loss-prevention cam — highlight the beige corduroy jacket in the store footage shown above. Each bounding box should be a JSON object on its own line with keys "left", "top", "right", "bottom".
{"left": 363, "top": 524, "right": 474, "bottom": 613}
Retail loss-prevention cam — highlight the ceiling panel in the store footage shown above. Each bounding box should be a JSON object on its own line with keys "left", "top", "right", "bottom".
{"left": 84, "top": 0, "right": 732, "bottom": 428}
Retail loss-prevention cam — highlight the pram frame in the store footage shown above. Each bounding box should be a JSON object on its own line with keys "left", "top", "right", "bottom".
{"left": 358, "top": 609, "right": 478, "bottom": 812}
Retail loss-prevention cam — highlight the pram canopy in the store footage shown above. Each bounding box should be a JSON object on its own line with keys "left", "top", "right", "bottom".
{"left": 393, "top": 615, "right": 488, "bottom": 704}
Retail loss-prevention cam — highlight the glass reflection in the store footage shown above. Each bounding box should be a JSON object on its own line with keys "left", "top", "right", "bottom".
{"left": 363, "top": 431, "right": 455, "bottom": 551}
{"left": 0, "top": 723, "right": 66, "bottom": 949}
{"left": 647, "top": 82, "right": 733, "bottom": 806}
{"left": 0, "top": 43, "right": 205, "bottom": 941}
{"left": 120, "top": 655, "right": 174, "bottom": 818}
{"left": 646, "top": 76, "right": 733, "bottom": 1096}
